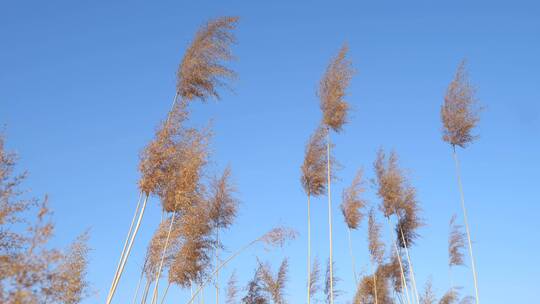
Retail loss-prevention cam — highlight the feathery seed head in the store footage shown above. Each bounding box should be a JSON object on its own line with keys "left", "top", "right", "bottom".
{"left": 301, "top": 126, "right": 329, "bottom": 197}
{"left": 368, "top": 208, "right": 384, "bottom": 265}
{"left": 178, "top": 16, "right": 239, "bottom": 102}
{"left": 319, "top": 44, "right": 354, "bottom": 132}
{"left": 340, "top": 170, "right": 367, "bottom": 230}
{"left": 441, "top": 60, "right": 481, "bottom": 148}
{"left": 448, "top": 214, "right": 466, "bottom": 267}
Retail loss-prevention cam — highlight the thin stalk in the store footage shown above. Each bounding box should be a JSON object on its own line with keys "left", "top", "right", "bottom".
{"left": 371, "top": 263, "right": 378, "bottom": 304}
{"left": 150, "top": 211, "right": 178, "bottom": 304}
{"left": 307, "top": 193, "right": 311, "bottom": 304}
{"left": 107, "top": 192, "right": 143, "bottom": 299}
{"left": 452, "top": 146, "right": 480, "bottom": 304}
{"left": 386, "top": 218, "right": 412, "bottom": 304}
{"left": 159, "top": 283, "right": 171, "bottom": 304}
{"left": 397, "top": 224, "right": 420, "bottom": 304}
{"left": 141, "top": 280, "right": 152, "bottom": 304}
{"left": 326, "top": 129, "right": 334, "bottom": 304}
{"left": 107, "top": 194, "right": 150, "bottom": 304}
{"left": 187, "top": 237, "right": 264, "bottom": 304}
{"left": 215, "top": 229, "right": 219, "bottom": 304}
{"left": 133, "top": 258, "right": 148, "bottom": 304}
{"left": 347, "top": 227, "right": 358, "bottom": 284}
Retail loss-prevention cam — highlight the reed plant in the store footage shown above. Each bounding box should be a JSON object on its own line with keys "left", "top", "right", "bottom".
{"left": 318, "top": 44, "right": 354, "bottom": 304}
{"left": 441, "top": 60, "right": 482, "bottom": 304}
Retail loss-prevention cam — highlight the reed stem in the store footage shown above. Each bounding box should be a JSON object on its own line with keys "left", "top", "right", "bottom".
{"left": 107, "top": 194, "right": 149, "bottom": 304}
{"left": 326, "top": 129, "right": 334, "bottom": 304}
{"left": 386, "top": 218, "right": 412, "bottom": 304}
{"left": 307, "top": 193, "right": 311, "bottom": 304}
{"left": 452, "top": 146, "right": 480, "bottom": 304}
{"left": 347, "top": 227, "right": 358, "bottom": 285}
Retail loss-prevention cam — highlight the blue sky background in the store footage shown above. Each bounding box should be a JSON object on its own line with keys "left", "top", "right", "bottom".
{"left": 1, "top": 1, "right": 539, "bottom": 303}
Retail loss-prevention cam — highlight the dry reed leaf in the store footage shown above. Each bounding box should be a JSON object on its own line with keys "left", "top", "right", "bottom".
{"left": 178, "top": 16, "right": 239, "bottom": 102}
{"left": 448, "top": 214, "right": 466, "bottom": 267}
{"left": 441, "top": 60, "right": 481, "bottom": 148}
{"left": 319, "top": 44, "right": 354, "bottom": 132}
{"left": 340, "top": 170, "right": 366, "bottom": 230}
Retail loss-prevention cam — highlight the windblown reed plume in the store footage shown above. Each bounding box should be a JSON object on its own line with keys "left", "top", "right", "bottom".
{"left": 340, "top": 169, "right": 366, "bottom": 284}
{"left": 168, "top": 204, "right": 213, "bottom": 288}
{"left": 308, "top": 257, "right": 322, "bottom": 299}
{"left": 0, "top": 135, "right": 90, "bottom": 304}
{"left": 441, "top": 60, "right": 482, "bottom": 304}
{"left": 324, "top": 259, "right": 342, "bottom": 304}
{"left": 226, "top": 271, "right": 239, "bottom": 304}
{"left": 318, "top": 43, "right": 354, "bottom": 304}
{"left": 438, "top": 289, "right": 458, "bottom": 304}
{"left": 420, "top": 279, "right": 437, "bottom": 304}
{"left": 186, "top": 227, "right": 297, "bottom": 304}
{"left": 209, "top": 166, "right": 239, "bottom": 304}
{"left": 319, "top": 44, "right": 354, "bottom": 132}
{"left": 178, "top": 16, "right": 239, "bottom": 102}
{"left": 441, "top": 60, "right": 481, "bottom": 148}
{"left": 353, "top": 267, "right": 392, "bottom": 304}
{"left": 259, "top": 258, "right": 289, "bottom": 304}
{"left": 448, "top": 215, "right": 466, "bottom": 268}
{"left": 300, "top": 126, "right": 328, "bottom": 304}
{"left": 374, "top": 148, "right": 422, "bottom": 303}
{"left": 242, "top": 266, "right": 268, "bottom": 304}
{"left": 143, "top": 216, "right": 182, "bottom": 283}
{"left": 367, "top": 208, "right": 384, "bottom": 304}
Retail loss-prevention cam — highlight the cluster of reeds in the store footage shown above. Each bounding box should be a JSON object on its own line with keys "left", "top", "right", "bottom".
{"left": 106, "top": 16, "right": 298, "bottom": 304}
{"left": 0, "top": 134, "right": 91, "bottom": 304}
{"left": 297, "top": 55, "right": 482, "bottom": 304}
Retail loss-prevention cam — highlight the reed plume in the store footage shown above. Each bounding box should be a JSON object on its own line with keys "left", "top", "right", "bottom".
{"left": 441, "top": 60, "right": 480, "bottom": 149}
{"left": 178, "top": 16, "right": 239, "bottom": 102}
{"left": 242, "top": 265, "right": 268, "bottom": 304}
{"left": 0, "top": 134, "right": 90, "bottom": 304}
{"left": 143, "top": 216, "right": 182, "bottom": 283}
{"left": 300, "top": 126, "right": 328, "bottom": 304}
{"left": 259, "top": 258, "right": 289, "bottom": 304}
{"left": 319, "top": 44, "right": 353, "bottom": 132}
{"left": 226, "top": 271, "right": 239, "bottom": 304}
{"left": 209, "top": 166, "right": 239, "bottom": 304}
{"left": 308, "top": 257, "right": 322, "bottom": 299}
{"left": 324, "top": 259, "right": 342, "bottom": 304}
{"left": 340, "top": 169, "right": 366, "bottom": 284}
{"left": 318, "top": 43, "right": 354, "bottom": 304}
{"left": 448, "top": 215, "right": 466, "bottom": 268}
{"left": 374, "top": 148, "right": 422, "bottom": 304}
{"left": 438, "top": 289, "right": 458, "bottom": 304}
{"left": 441, "top": 60, "right": 481, "bottom": 304}
{"left": 367, "top": 208, "right": 384, "bottom": 304}
{"left": 353, "top": 267, "right": 391, "bottom": 304}
{"left": 420, "top": 279, "right": 436, "bottom": 304}
{"left": 187, "top": 227, "right": 297, "bottom": 304}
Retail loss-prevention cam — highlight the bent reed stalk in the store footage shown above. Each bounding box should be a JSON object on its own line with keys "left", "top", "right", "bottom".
{"left": 107, "top": 194, "right": 149, "bottom": 304}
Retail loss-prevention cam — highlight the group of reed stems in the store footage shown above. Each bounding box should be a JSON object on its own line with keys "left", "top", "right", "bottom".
{"left": 105, "top": 14, "right": 482, "bottom": 304}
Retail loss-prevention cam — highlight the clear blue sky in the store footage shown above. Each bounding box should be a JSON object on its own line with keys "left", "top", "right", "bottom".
{"left": 1, "top": 1, "right": 539, "bottom": 303}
